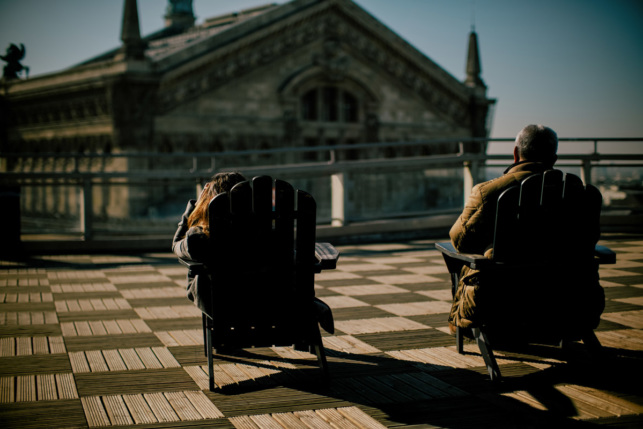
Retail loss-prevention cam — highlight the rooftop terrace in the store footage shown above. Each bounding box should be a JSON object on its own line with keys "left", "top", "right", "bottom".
{"left": 1, "top": 234, "right": 642, "bottom": 428}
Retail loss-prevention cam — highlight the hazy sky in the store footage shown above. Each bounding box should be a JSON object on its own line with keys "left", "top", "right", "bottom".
{"left": 1, "top": 0, "right": 642, "bottom": 145}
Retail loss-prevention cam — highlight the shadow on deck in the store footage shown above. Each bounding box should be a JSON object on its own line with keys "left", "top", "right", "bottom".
{"left": 1, "top": 234, "right": 642, "bottom": 428}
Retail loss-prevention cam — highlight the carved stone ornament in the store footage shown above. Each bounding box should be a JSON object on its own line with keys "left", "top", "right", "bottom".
{"left": 157, "top": 10, "right": 469, "bottom": 126}
{"left": 312, "top": 39, "right": 350, "bottom": 82}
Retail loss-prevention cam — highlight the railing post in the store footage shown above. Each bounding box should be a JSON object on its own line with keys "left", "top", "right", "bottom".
{"left": 195, "top": 181, "right": 204, "bottom": 199}
{"left": 580, "top": 159, "right": 592, "bottom": 186}
{"left": 331, "top": 172, "right": 346, "bottom": 226}
{"left": 463, "top": 160, "right": 477, "bottom": 204}
{"left": 80, "top": 177, "right": 93, "bottom": 241}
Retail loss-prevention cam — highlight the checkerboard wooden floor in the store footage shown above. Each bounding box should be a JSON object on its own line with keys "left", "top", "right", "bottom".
{"left": 1, "top": 235, "right": 642, "bottom": 428}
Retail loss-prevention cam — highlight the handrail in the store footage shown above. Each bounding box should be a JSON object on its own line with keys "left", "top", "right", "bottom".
{"left": 1, "top": 137, "right": 641, "bottom": 242}
{"left": 1, "top": 137, "right": 641, "bottom": 160}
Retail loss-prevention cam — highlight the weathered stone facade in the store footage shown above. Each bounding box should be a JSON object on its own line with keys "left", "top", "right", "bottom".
{"left": 1, "top": 0, "right": 494, "bottom": 226}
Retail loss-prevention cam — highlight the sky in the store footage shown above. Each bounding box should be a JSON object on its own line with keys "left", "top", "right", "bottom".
{"left": 1, "top": 0, "right": 642, "bottom": 150}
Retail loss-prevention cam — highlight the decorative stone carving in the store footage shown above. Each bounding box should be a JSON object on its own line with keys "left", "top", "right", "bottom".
{"left": 158, "top": 10, "right": 470, "bottom": 129}
{"left": 312, "top": 39, "right": 350, "bottom": 81}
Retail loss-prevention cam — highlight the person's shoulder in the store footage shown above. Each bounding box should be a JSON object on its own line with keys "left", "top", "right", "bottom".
{"left": 475, "top": 174, "right": 514, "bottom": 192}
{"left": 185, "top": 225, "right": 206, "bottom": 237}
{"left": 474, "top": 174, "right": 520, "bottom": 203}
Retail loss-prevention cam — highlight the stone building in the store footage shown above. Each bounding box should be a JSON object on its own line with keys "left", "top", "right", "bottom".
{"left": 1, "top": 0, "right": 494, "bottom": 226}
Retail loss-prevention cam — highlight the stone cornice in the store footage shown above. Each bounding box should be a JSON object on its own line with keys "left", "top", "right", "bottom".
{"left": 14, "top": 122, "right": 114, "bottom": 140}
{"left": 3, "top": 59, "right": 154, "bottom": 100}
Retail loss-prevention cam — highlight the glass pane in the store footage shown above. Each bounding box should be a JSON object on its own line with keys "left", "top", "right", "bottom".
{"left": 322, "top": 87, "right": 338, "bottom": 122}
{"left": 343, "top": 92, "right": 358, "bottom": 122}
{"left": 301, "top": 89, "right": 317, "bottom": 121}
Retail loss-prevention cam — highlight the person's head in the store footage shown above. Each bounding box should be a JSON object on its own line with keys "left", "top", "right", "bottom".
{"left": 188, "top": 172, "right": 247, "bottom": 235}
{"left": 513, "top": 124, "right": 558, "bottom": 166}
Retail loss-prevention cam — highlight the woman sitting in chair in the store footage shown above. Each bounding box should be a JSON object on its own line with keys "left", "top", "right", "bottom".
{"left": 172, "top": 172, "right": 334, "bottom": 333}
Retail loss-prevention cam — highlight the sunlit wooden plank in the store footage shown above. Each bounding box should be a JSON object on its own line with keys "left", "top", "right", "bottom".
{"left": 81, "top": 396, "right": 111, "bottom": 428}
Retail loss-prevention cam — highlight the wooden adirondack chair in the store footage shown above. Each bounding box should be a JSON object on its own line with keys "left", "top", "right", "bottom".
{"left": 436, "top": 170, "right": 616, "bottom": 381}
{"left": 179, "top": 176, "right": 339, "bottom": 391}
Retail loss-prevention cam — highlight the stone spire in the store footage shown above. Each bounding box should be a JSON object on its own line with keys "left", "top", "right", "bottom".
{"left": 164, "top": 0, "right": 195, "bottom": 30}
{"left": 120, "top": 0, "right": 146, "bottom": 60}
{"left": 464, "top": 30, "right": 485, "bottom": 90}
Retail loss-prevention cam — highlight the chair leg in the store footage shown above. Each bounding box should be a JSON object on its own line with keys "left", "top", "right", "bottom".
{"left": 206, "top": 323, "right": 215, "bottom": 391}
{"left": 582, "top": 330, "right": 603, "bottom": 353}
{"left": 202, "top": 314, "right": 207, "bottom": 357}
{"left": 456, "top": 326, "right": 464, "bottom": 354}
{"left": 312, "top": 343, "right": 329, "bottom": 382}
{"left": 472, "top": 327, "right": 502, "bottom": 381}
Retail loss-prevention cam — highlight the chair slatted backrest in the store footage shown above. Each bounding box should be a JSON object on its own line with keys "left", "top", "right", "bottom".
{"left": 206, "top": 176, "right": 318, "bottom": 348}
{"left": 492, "top": 171, "right": 602, "bottom": 264}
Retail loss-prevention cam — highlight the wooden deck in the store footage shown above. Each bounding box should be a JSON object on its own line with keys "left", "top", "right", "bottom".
{"left": 1, "top": 235, "right": 642, "bottom": 428}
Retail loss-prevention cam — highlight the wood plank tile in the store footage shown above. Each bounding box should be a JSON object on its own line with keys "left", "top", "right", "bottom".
{"left": 0, "top": 376, "right": 15, "bottom": 403}
{"left": 16, "top": 337, "right": 32, "bottom": 356}
{"left": 56, "top": 373, "right": 79, "bottom": 399}
{"left": 88, "top": 320, "right": 108, "bottom": 336}
{"left": 184, "top": 390, "right": 224, "bottom": 419}
{"left": 69, "top": 351, "right": 91, "bottom": 373}
{"left": 86, "top": 350, "right": 109, "bottom": 372}
{"left": 152, "top": 346, "right": 180, "bottom": 368}
{"left": 251, "top": 413, "right": 286, "bottom": 429}
{"left": 164, "top": 391, "right": 202, "bottom": 421}
{"left": 229, "top": 415, "right": 261, "bottom": 429}
{"left": 103, "top": 349, "right": 128, "bottom": 372}
{"left": 119, "top": 348, "right": 146, "bottom": 370}
{"left": 36, "top": 373, "right": 57, "bottom": 401}
{"left": 123, "top": 393, "right": 158, "bottom": 424}
{"left": 144, "top": 391, "right": 180, "bottom": 422}
{"left": 103, "top": 394, "right": 135, "bottom": 425}
{"left": 16, "top": 375, "right": 36, "bottom": 402}
{"left": 337, "top": 406, "right": 388, "bottom": 429}
{"left": 48, "top": 336, "right": 66, "bottom": 353}
{"left": 136, "top": 347, "right": 163, "bottom": 369}
{"left": 0, "top": 337, "right": 15, "bottom": 356}
{"left": 81, "top": 396, "right": 111, "bottom": 428}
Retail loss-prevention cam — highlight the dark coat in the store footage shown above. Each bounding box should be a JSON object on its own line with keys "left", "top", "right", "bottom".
{"left": 172, "top": 200, "right": 213, "bottom": 317}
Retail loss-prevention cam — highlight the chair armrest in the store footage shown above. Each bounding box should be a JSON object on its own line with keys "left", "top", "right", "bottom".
{"left": 314, "top": 242, "right": 340, "bottom": 272}
{"left": 177, "top": 258, "right": 206, "bottom": 276}
{"left": 595, "top": 245, "right": 616, "bottom": 264}
{"left": 435, "top": 242, "right": 491, "bottom": 270}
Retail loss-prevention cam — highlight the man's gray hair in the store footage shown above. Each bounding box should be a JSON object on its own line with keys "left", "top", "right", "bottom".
{"left": 515, "top": 124, "right": 558, "bottom": 164}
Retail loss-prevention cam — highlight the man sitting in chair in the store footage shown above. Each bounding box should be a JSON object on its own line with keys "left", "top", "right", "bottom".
{"left": 447, "top": 124, "right": 605, "bottom": 334}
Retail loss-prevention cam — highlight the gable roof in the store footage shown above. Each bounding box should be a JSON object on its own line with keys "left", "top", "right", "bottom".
{"left": 75, "top": 0, "right": 470, "bottom": 98}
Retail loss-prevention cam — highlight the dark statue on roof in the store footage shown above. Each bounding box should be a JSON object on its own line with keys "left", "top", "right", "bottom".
{"left": 1, "top": 43, "right": 29, "bottom": 80}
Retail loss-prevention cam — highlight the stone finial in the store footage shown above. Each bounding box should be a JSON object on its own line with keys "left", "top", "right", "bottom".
{"left": 464, "top": 30, "right": 485, "bottom": 90}
{"left": 120, "top": 0, "right": 146, "bottom": 60}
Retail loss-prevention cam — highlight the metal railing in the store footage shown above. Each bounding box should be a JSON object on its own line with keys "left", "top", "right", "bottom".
{"left": 1, "top": 137, "right": 642, "bottom": 242}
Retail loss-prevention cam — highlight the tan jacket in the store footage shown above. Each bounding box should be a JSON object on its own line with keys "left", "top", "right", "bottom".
{"left": 450, "top": 161, "right": 551, "bottom": 255}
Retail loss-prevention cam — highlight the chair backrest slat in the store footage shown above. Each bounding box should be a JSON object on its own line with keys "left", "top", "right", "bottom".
{"left": 492, "top": 186, "right": 519, "bottom": 261}
{"left": 295, "top": 190, "right": 316, "bottom": 297}
{"left": 274, "top": 180, "right": 295, "bottom": 258}
{"left": 492, "top": 171, "right": 600, "bottom": 264}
